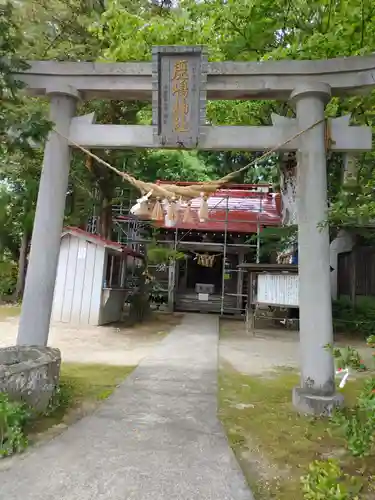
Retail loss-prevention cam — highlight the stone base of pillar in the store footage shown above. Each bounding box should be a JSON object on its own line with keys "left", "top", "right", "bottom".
{"left": 292, "top": 387, "right": 344, "bottom": 416}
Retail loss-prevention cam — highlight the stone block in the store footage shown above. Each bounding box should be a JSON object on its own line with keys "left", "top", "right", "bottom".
{"left": 292, "top": 386, "right": 344, "bottom": 416}
{"left": 0, "top": 346, "right": 61, "bottom": 413}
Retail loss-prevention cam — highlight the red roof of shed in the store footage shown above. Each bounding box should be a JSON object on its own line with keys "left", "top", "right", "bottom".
{"left": 154, "top": 182, "right": 281, "bottom": 233}
{"left": 62, "top": 227, "right": 144, "bottom": 259}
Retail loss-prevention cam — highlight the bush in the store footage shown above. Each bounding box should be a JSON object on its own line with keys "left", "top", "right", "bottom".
{"left": 332, "top": 298, "right": 375, "bottom": 337}
{"left": 147, "top": 245, "right": 184, "bottom": 265}
{"left": 301, "top": 459, "right": 361, "bottom": 500}
{"left": 0, "top": 259, "right": 17, "bottom": 298}
{"left": 42, "top": 378, "right": 75, "bottom": 416}
{"left": 328, "top": 344, "right": 365, "bottom": 371}
{"left": 331, "top": 387, "right": 375, "bottom": 457}
{"left": 0, "top": 378, "right": 75, "bottom": 457}
{"left": 0, "top": 393, "right": 30, "bottom": 457}
{"left": 329, "top": 336, "right": 375, "bottom": 457}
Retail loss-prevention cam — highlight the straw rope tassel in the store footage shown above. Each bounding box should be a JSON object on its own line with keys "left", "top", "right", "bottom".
{"left": 198, "top": 193, "right": 209, "bottom": 222}
{"left": 167, "top": 197, "right": 178, "bottom": 222}
{"left": 151, "top": 197, "right": 164, "bottom": 221}
{"left": 195, "top": 253, "right": 221, "bottom": 267}
{"left": 182, "top": 200, "right": 194, "bottom": 223}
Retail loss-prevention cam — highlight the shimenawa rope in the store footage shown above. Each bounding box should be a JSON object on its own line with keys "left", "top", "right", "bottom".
{"left": 53, "top": 118, "right": 325, "bottom": 200}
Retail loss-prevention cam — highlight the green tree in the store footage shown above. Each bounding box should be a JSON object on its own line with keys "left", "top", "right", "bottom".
{"left": 96, "top": 0, "right": 375, "bottom": 230}
{"left": 0, "top": 3, "right": 50, "bottom": 157}
{"left": 0, "top": 3, "right": 51, "bottom": 298}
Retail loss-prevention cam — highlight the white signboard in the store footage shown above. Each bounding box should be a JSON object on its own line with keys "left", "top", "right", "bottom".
{"left": 257, "top": 274, "right": 299, "bottom": 306}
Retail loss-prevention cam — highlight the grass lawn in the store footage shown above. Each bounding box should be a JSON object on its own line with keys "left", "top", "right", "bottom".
{"left": 219, "top": 366, "right": 375, "bottom": 499}
{"left": 26, "top": 363, "right": 135, "bottom": 440}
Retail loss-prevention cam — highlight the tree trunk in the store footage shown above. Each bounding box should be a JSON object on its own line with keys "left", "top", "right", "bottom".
{"left": 129, "top": 274, "right": 151, "bottom": 324}
{"left": 14, "top": 229, "right": 30, "bottom": 300}
{"left": 276, "top": 153, "right": 298, "bottom": 264}
{"left": 279, "top": 152, "right": 298, "bottom": 226}
{"left": 99, "top": 197, "right": 113, "bottom": 239}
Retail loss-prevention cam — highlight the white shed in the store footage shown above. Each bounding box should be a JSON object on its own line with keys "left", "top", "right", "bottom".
{"left": 52, "top": 227, "right": 143, "bottom": 326}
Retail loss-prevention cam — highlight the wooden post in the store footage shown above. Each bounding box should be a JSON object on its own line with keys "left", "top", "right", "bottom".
{"left": 248, "top": 272, "right": 256, "bottom": 334}
{"left": 109, "top": 254, "right": 114, "bottom": 287}
{"left": 174, "top": 259, "right": 180, "bottom": 295}
{"left": 350, "top": 247, "right": 357, "bottom": 305}
{"left": 168, "top": 260, "right": 176, "bottom": 312}
{"left": 236, "top": 252, "right": 245, "bottom": 313}
{"left": 120, "top": 257, "right": 127, "bottom": 288}
{"left": 181, "top": 255, "right": 188, "bottom": 291}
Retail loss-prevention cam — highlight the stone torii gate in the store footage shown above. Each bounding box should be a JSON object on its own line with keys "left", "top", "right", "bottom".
{"left": 14, "top": 46, "right": 373, "bottom": 413}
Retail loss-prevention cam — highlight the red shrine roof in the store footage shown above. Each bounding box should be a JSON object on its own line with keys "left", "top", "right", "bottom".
{"left": 154, "top": 182, "right": 281, "bottom": 233}
{"left": 62, "top": 227, "right": 144, "bottom": 259}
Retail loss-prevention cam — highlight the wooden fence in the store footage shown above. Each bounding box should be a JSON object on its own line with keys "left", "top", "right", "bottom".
{"left": 338, "top": 247, "right": 375, "bottom": 299}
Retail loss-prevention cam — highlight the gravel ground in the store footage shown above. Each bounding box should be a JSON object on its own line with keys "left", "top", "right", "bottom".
{"left": 1, "top": 309, "right": 371, "bottom": 374}
{"left": 219, "top": 319, "right": 372, "bottom": 375}
{"left": 0, "top": 311, "right": 181, "bottom": 366}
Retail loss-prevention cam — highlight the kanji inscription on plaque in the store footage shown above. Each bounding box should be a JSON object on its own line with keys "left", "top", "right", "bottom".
{"left": 152, "top": 46, "right": 207, "bottom": 148}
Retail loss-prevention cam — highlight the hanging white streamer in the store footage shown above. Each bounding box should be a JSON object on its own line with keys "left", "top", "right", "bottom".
{"left": 130, "top": 190, "right": 153, "bottom": 215}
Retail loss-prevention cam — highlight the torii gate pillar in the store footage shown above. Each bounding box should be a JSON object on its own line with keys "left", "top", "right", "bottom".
{"left": 290, "top": 83, "right": 342, "bottom": 414}
{"left": 17, "top": 87, "right": 79, "bottom": 346}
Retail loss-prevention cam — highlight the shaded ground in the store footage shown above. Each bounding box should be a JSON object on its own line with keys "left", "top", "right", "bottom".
{"left": 0, "top": 310, "right": 182, "bottom": 365}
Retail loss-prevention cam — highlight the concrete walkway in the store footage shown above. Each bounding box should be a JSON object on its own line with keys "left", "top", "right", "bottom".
{"left": 0, "top": 314, "right": 254, "bottom": 500}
